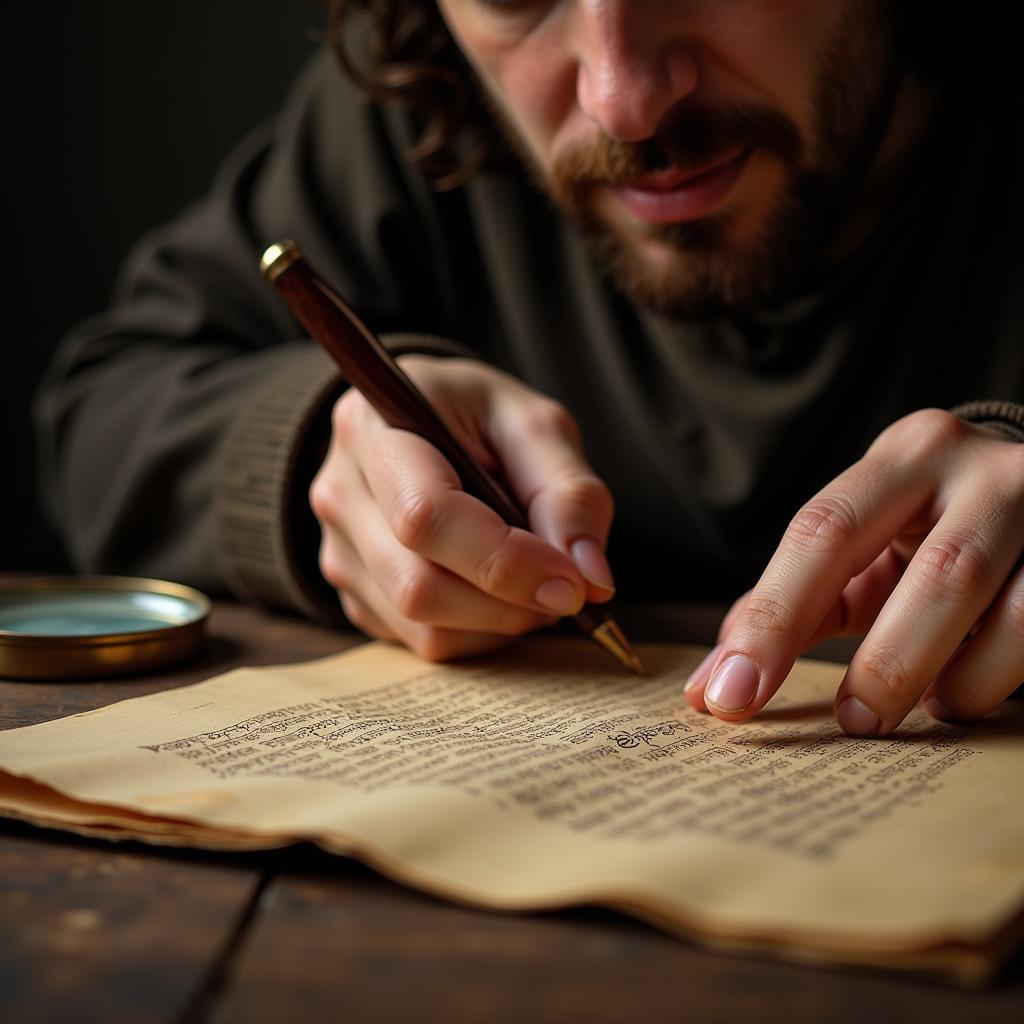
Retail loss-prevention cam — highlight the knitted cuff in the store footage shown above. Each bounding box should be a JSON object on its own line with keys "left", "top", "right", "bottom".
{"left": 952, "top": 400, "right": 1024, "bottom": 443}
{"left": 216, "top": 334, "right": 474, "bottom": 621}
{"left": 217, "top": 346, "right": 344, "bottom": 620}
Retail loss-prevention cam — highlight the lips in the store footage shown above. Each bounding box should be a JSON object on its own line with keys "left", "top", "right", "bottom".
{"left": 608, "top": 149, "right": 752, "bottom": 225}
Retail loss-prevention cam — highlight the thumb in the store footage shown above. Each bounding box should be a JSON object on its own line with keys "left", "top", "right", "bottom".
{"left": 490, "top": 393, "right": 616, "bottom": 602}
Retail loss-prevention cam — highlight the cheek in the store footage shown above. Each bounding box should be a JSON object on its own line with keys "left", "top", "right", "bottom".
{"left": 696, "top": 1, "right": 850, "bottom": 132}
{"left": 495, "top": 44, "right": 578, "bottom": 164}
{"left": 437, "top": 5, "right": 577, "bottom": 174}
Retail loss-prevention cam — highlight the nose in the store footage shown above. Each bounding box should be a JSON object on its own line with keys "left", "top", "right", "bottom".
{"left": 573, "top": 2, "right": 700, "bottom": 141}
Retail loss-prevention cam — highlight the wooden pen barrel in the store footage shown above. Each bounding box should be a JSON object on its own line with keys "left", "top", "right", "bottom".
{"left": 261, "top": 241, "right": 641, "bottom": 672}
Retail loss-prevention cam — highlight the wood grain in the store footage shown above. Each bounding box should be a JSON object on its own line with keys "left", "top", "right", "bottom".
{"left": 213, "top": 852, "right": 1024, "bottom": 1024}
{"left": 0, "top": 826, "right": 267, "bottom": 1024}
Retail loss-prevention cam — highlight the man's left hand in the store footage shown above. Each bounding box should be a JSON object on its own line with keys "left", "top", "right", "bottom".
{"left": 683, "top": 409, "right": 1024, "bottom": 735}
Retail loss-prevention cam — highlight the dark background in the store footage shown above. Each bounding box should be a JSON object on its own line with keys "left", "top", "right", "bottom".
{"left": 2, "top": 0, "right": 323, "bottom": 572}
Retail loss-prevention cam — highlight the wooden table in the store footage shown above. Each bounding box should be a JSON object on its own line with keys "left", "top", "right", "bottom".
{"left": 2, "top": 598, "right": 1022, "bottom": 1023}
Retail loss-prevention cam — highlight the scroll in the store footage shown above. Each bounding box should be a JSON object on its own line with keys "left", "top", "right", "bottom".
{"left": 1, "top": 640, "right": 1022, "bottom": 984}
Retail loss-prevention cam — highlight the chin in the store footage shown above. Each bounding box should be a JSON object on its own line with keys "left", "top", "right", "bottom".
{"left": 590, "top": 222, "right": 774, "bottom": 319}
{"left": 589, "top": 179, "right": 832, "bottom": 318}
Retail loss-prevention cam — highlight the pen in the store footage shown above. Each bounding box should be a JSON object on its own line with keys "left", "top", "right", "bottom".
{"left": 260, "top": 240, "right": 645, "bottom": 674}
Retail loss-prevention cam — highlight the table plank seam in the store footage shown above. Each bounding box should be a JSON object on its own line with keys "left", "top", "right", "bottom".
{"left": 176, "top": 869, "right": 273, "bottom": 1024}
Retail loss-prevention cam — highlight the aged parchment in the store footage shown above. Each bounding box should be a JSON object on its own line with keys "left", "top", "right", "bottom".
{"left": 1, "top": 640, "right": 1022, "bottom": 983}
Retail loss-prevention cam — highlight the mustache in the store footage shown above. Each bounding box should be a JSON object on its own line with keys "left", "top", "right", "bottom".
{"left": 551, "top": 102, "right": 803, "bottom": 196}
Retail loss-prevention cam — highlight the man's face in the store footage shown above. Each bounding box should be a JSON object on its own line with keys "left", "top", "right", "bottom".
{"left": 437, "top": 0, "right": 908, "bottom": 316}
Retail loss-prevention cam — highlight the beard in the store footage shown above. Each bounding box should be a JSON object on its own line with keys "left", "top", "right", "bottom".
{"left": 510, "top": 1, "right": 901, "bottom": 318}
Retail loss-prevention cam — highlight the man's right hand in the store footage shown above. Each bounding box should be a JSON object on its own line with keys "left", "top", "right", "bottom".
{"left": 309, "top": 355, "right": 616, "bottom": 660}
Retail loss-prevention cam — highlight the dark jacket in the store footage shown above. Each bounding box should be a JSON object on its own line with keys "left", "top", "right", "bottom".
{"left": 35, "top": 49, "right": 1024, "bottom": 619}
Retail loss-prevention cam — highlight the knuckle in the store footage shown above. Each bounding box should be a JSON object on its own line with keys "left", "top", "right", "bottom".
{"left": 785, "top": 495, "right": 858, "bottom": 554}
{"left": 552, "top": 471, "right": 614, "bottom": 519}
{"left": 857, "top": 643, "right": 911, "bottom": 697}
{"left": 308, "top": 471, "right": 336, "bottom": 524}
{"left": 914, "top": 533, "right": 992, "bottom": 601}
{"left": 477, "top": 538, "right": 518, "bottom": 595}
{"left": 391, "top": 490, "right": 441, "bottom": 551}
{"left": 719, "top": 589, "right": 751, "bottom": 639}
{"left": 879, "top": 408, "right": 967, "bottom": 464}
{"left": 318, "top": 547, "right": 352, "bottom": 593}
{"left": 331, "top": 391, "right": 362, "bottom": 440}
{"left": 390, "top": 568, "right": 438, "bottom": 623}
{"left": 527, "top": 398, "right": 581, "bottom": 445}
{"left": 737, "top": 592, "right": 795, "bottom": 639}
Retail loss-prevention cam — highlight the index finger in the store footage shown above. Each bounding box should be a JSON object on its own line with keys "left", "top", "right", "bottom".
{"left": 360, "top": 421, "right": 588, "bottom": 617}
{"left": 705, "top": 457, "right": 931, "bottom": 720}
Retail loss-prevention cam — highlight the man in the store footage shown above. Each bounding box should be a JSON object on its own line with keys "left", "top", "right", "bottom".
{"left": 37, "top": 1, "right": 1024, "bottom": 738}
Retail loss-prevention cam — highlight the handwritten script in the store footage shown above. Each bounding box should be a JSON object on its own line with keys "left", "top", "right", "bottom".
{"left": 144, "top": 665, "right": 976, "bottom": 861}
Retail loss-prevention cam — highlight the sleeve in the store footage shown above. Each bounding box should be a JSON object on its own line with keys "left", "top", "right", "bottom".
{"left": 34, "top": 48, "right": 471, "bottom": 620}
{"left": 951, "top": 400, "right": 1024, "bottom": 443}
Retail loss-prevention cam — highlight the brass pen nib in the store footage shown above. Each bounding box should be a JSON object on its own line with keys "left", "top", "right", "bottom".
{"left": 591, "top": 619, "right": 646, "bottom": 675}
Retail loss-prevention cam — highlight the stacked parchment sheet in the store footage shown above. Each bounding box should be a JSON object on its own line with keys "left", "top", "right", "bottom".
{"left": 1, "top": 640, "right": 1022, "bottom": 984}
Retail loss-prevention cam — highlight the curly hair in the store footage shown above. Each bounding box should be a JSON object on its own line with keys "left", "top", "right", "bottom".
{"left": 327, "top": 0, "right": 492, "bottom": 189}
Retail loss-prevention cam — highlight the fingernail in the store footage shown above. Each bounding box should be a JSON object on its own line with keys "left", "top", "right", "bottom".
{"left": 705, "top": 655, "right": 760, "bottom": 713}
{"left": 924, "top": 696, "right": 956, "bottom": 722}
{"left": 684, "top": 643, "right": 722, "bottom": 694}
{"left": 836, "top": 696, "right": 881, "bottom": 737}
{"left": 570, "top": 538, "right": 615, "bottom": 594}
{"left": 534, "top": 578, "right": 580, "bottom": 615}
